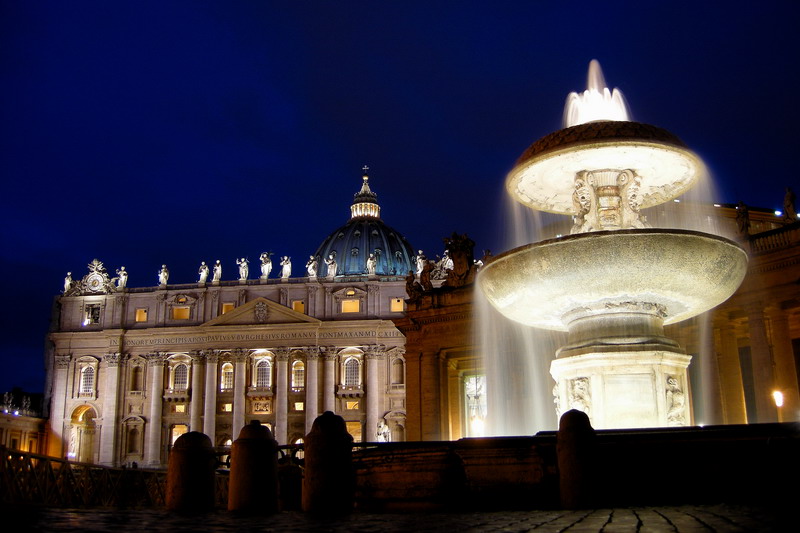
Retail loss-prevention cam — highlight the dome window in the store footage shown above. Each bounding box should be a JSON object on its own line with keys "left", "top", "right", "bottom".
{"left": 351, "top": 247, "right": 359, "bottom": 257}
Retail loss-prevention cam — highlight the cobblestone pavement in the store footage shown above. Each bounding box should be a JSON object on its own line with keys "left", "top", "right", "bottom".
{"left": 17, "top": 504, "right": 785, "bottom": 532}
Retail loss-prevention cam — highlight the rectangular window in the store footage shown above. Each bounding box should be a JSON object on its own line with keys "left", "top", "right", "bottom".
{"left": 390, "top": 297, "right": 404, "bottom": 312}
{"left": 294, "top": 402, "right": 304, "bottom": 411}
{"left": 222, "top": 303, "right": 235, "bottom": 314}
{"left": 171, "top": 424, "right": 188, "bottom": 445}
{"left": 341, "top": 299, "right": 360, "bottom": 313}
{"left": 172, "top": 306, "right": 190, "bottom": 320}
{"left": 173, "top": 404, "right": 186, "bottom": 413}
{"left": 135, "top": 308, "right": 148, "bottom": 322}
{"left": 84, "top": 304, "right": 101, "bottom": 325}
{"left": 291, "top": 300, "right": 305, "bottom": 313}
{"left": 346, "top": 400, "right": 360, "bottom": 410}
{"left": 220, "top": 403, "right": 233, "bottom": 413}
{"left": 345, "top": 421, "right": 362, "bottom": 443}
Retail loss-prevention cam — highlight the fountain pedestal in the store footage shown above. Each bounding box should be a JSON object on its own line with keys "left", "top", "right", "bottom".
{"left": 551, "top": 350, "right": 691, "bottom": 429}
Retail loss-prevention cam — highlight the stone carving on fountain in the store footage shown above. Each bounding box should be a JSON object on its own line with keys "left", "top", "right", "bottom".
{"left": 666, "top": 376, "right": 686, "bottom": 426}
{"left": 568, "top": 377, "right": 591, "bottom": 417}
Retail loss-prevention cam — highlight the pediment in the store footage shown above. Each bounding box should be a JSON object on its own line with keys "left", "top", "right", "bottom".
{"left": 201, "top": 297, "right": 320, "bottom": 327}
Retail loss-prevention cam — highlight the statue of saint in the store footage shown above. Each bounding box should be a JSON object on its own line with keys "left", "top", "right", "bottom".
{"left": 280, "top": 256, "right": 292, "bottom": 279}
{"left": 324, "top": 253, "right": 337, "bottom": 279}
{"left": 414, "top": 250, "right": 426, "bottom": 276}
{"left": 784, "top": 187, "right": 797, "bottom": 222}
{"left": 63, "top": 272, "right": 73, "bottom": 294}
{"left": 366, "top": 253, "right": 377, "bottom": 275}
{"left": 236, "top": 257, "right": 249, "bottom": 280}
{"left": 736, "top": 201, "right": 750, "bottom": 235}
{"left": 212, "top": 260, "right": 222, "bottom": 282}
{"left": 260, "top": 252, "right": 273, "bottom": 279}
{"left": 306, "top": 256, "right": 318, "bottom": 278}
{"left": 198, "top": 261, "right": 209, "bottom": 283}
{"left": 115, "top": 266, "right": 128, "bottom": 289}
{"left": 376, "top": 420, "right": 391, "bottom": 442}
{"left": 158, "top": 265, "right": 169, "bottom": 286}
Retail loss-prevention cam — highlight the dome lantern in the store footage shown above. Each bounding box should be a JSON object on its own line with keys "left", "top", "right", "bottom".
{"left": 350, "top": 165, "right": 381, "bottom": 219}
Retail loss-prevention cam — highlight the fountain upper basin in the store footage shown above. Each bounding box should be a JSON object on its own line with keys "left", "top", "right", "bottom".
{"left": 477, "top": 229, "right": 747, "bottom": 331}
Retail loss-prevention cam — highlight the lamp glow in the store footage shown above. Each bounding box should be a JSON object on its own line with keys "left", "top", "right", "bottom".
{"left": 773, "top": 390, "right": 784, "bottom": 407}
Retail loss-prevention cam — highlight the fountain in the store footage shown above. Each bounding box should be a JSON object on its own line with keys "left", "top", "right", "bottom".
{"left": 478, "top": 61, "right": 748, "bottom": 429}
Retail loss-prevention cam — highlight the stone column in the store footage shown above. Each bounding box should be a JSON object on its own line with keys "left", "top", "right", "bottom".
{"left": 323, "top": 352, "right": 336, "bottom": 413}
{"left": 767, "top": 308, "right": 800, "bottom": 420}
{"left": 305, "top": 350, "right": 320, "bottom": 434}
{"left": 275, "top": 350, "right": 289, "bottom": 445}
{"left": 50, "top": 354, "right": 71, "bottom": 458}
{"left": 99, "top": 352, "right": 122, "bottom": 466}
{"left": 420, "top": 350, "right": 442, "bottom": 440}
{"left": 203, "top": 351, "right": 219, "bottom": 442}
{"left": 233, "top": 349, "right": 248, "bottom": 438}
{"left": 716, "top": 323, "right": 747, "bottom": 424}
{"left": 746, "top": 305, "right": 777, "bottom": 423}
{"left": 189, "top": 351, "right": 205, "bottom": 432}
{"left": 365, "top": 347, "right": 382, "bottom": 442}
{"left": 144, "top": 353, "right": 166, "bottom": 466}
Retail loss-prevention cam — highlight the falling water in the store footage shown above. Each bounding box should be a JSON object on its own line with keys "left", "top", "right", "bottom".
{"left": 479, "top": 60, "right": 735, "bottom": 435}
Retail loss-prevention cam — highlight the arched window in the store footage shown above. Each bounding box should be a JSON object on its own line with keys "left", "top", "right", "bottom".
{"left": 173, "top": 363, "right": 188, "bottom": 390}
{"left": 80, "top": 367, "right": 95, "bottom": 395}
{"left": 292, "top": 360, "right": 305, "bottom": 390}
{"left": 130, "top": 366, "right": 143, "bottom": 391}
{"left": 220, "top": 362, "right": 234, "bottom": 391}
{"left": 344, "top": 358, "right": 360, "bottom": 387}
{"left": 256, "top": 359, "right": 272, "bottom": 388}
{"left": 391, "top": 359, "right": 405, "bottom": 385}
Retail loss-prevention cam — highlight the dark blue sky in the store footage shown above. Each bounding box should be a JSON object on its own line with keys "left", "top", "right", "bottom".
{"left": 2, "top": 2, "right": 798, "bottom": 394}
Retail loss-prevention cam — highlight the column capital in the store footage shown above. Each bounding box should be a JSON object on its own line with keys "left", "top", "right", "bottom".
{"left": 55, "top": 354, "right": 72, "bottom": 369}
{"left": 231, "top": 348, "right": 249, "bottom": 363}
{"left": 189, "top": 350, "right": 205, "bottom": 364}
{"left": 146, "top": 352, "right": 167, "bottom": 366}
{"left": 364, "top": 344, "right": 386, "bottom": 359}
{"left": 275, "top": 348, "right": 290, "bottom": 362}
{"left": 103, "top": 352, "right": 124, "bottom": 367}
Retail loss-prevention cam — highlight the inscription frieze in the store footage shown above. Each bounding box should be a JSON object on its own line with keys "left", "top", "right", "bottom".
{"left": 109, "top": 329, "right": 403, "bottom": 347}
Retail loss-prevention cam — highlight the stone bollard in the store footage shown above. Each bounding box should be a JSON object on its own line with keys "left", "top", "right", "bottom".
{"left": 557, "top": 409, "right": 596, "bottom": 509}
{"left": 228, "top": 420, "right": 279, "bottom": 513}
{"left": 302, "top": 411, "right": 355, "bottom": 514}
{"left": 166, "top": 431, "right": 217, "bottom": 513}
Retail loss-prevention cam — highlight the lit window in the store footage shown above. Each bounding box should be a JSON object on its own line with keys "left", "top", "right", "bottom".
{"left": 390, "top": 298, "right": 404, "bottom": 312}
{"left": 173, "top": 364, "right": 188, "bottom": 390}
{"left": 341, "top": 299, "right": 360, "bottom": 313}
{"left": 222, "top": 303, "right": 235, "bottom": 314}
{"left": 84, "top": 304, "right": 101, "bottom": 325}
{"left": 135, "top": 308, "right": 148, "bottom": 322}
{"left": 464, "top": 375, "right": 487, "bottom": 438}
{"left": 292, "top": 361, "right": 305, "bottom": 390}
{"left": 256, "top": 359, "right": 272, "bottom": 388}
{"left": 292, "top": 300, "right": 305, "bottom": 313}
{"left": 172, "top": 306, "right": 190, "bottom": 320}
{"left": 80, "top": 366, "right": 95, "bottom": 395}
{"left": 344, "top": 358, "right": 360, "bottom": 387}
{"left": 346, "top": 400, "right": 360, "bottom": 410}
{"left": 171, "top": 424, "right": 188, "bottom": 445}
{"left": 174, "top": 404, "right": 186, "bottom": 413}
{"left": 221, "top": 403, "right": 233, "bottom": 412}
{"left": 294, "top": 402, "right": 304, "bottom": 411}
{"left": 220, "top": 363, "right": 234, "bottom": 391}
{"left": 345, "top": 421, "right": 362, "bottom": 443}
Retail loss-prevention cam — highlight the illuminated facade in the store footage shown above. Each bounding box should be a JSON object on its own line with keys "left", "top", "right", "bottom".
{"left": 45, "top": 173, "right": 416, "bottom": 467}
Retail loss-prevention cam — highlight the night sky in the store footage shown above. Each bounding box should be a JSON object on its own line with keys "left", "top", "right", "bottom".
{"left": 2, "top": 2, "right": 799, "bottom": 395}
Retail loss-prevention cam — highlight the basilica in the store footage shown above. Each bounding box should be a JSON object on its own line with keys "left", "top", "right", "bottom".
{"left": 45, "top": 172, "right": 423, "bottom": 467}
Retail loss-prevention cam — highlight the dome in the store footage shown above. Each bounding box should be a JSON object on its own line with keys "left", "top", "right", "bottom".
{"left": 314, "top": 169, "right": 415, "bottom": 276}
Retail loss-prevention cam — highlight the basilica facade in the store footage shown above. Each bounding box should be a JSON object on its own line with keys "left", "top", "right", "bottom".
{"left": 45, "top": 172, "right": 419, "bottom": 467}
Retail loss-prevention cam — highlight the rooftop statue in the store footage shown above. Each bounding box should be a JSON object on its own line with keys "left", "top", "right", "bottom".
{"left": 158, "top": 265, "right": 169, "bottom": 286}
{"left": 306, "top": 255, "right": 318, "bottom": 278}
{"left": 280, "top": 256, "right": 292, "bottom": 280}
{"left": 324, "top": 253, "right": 337, "bottom": 280}
{"left": 212, "top": 260, "right": 222, "bottom": 282}
{"left": 366, "top": 253, "right": 377, "bottom": 275}
{"left": 260, "top": 252, "right": 273, "bottom": 279}
{"left": 198, "top": 261, "right": 209, "bottom": 283}
{"left": 784, "top": 187, "right": 797, "bottom": 222}
{"left": 115, "top": 266, "right": 128, "bottom": 289}
{"left": 237, "top": 257, "right": 249, "bottom": 280}
{"left": 64, "top": 272, "right": 73, "bottom": 294}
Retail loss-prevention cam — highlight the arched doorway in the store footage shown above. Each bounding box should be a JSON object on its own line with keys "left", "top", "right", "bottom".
{"left": 69, "top": 405, "right": 98, "bottom": 463}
